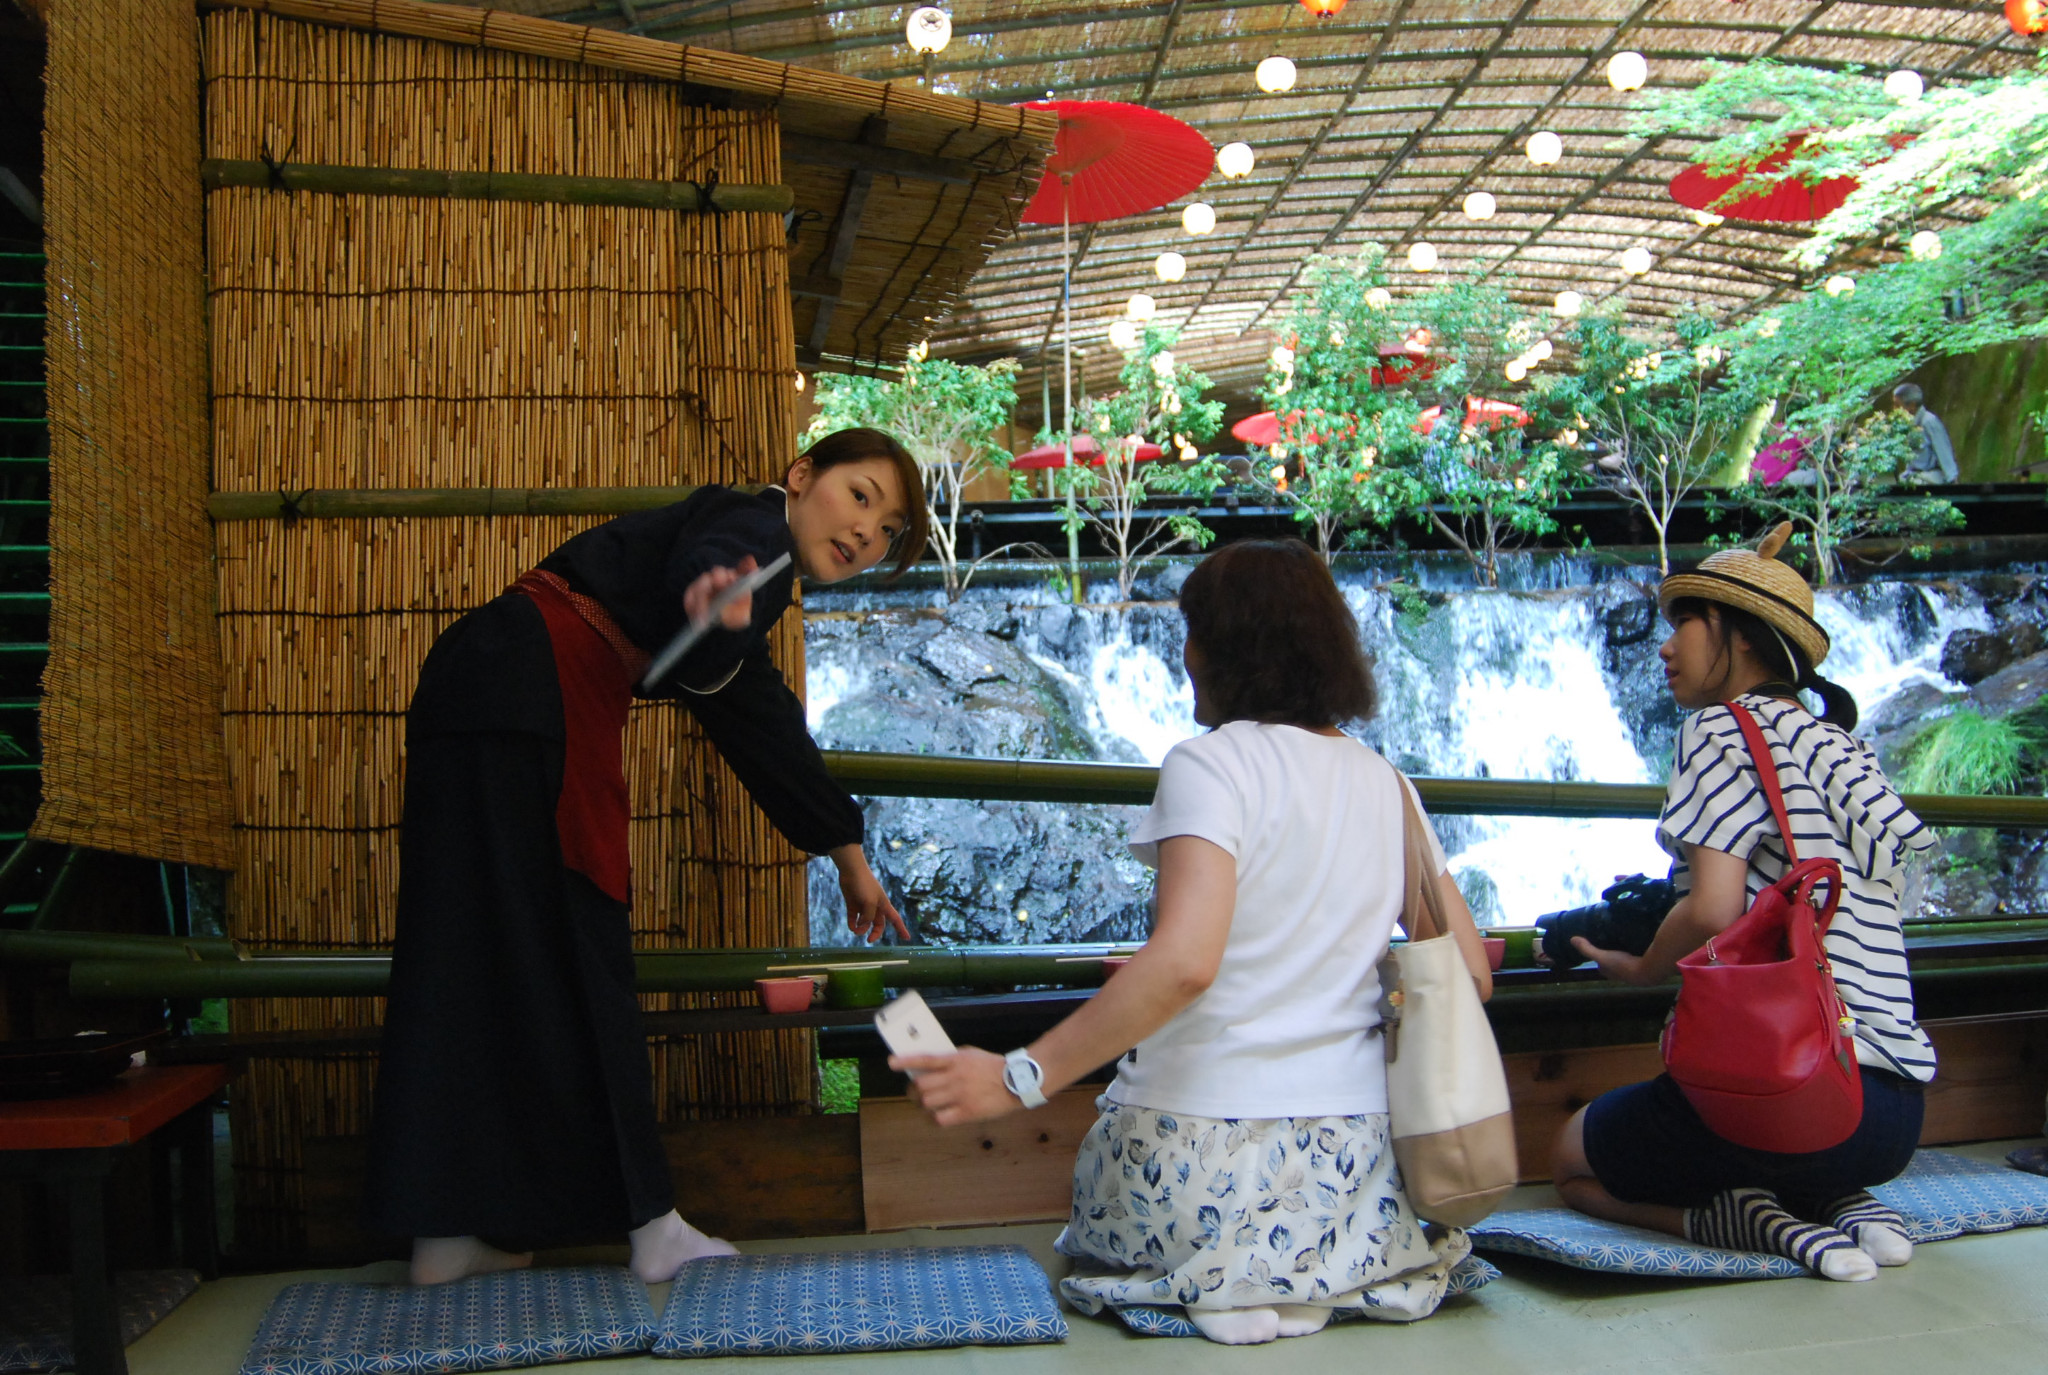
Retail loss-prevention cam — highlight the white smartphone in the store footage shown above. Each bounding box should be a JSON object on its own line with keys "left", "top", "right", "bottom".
{"left": 873, "top": 990, "right": 957, "bottom": 1077}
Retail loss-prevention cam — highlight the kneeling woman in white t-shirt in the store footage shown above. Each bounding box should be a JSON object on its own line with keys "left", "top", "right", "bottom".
{"left": 895, "top": 540, "right": 1494, "bottom": 1345}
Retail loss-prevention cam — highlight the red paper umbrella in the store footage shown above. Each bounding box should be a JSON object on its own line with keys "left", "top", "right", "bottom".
{"left": 1018, "top": 102, "right": 1216, "bottom": 226}
{"left": 1413, "top": 397, "right": 1531, "bottom": 436}
{"left": 1668, "top": 134, "right": 1860, "bottom": 223}
{"left": 1231, "top": 412, "right": 1284, "bottom": 446}
{"left": 1371, "top": 344, "right": 1439, "bottom": 388}
{"left": 1011, "top": 435, "right": 1167, "bottom": 469}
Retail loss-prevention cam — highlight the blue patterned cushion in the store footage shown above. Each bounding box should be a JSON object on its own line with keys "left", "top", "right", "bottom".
{"left": 238, "top": 1266, "right": 656, "bottom": 1375}
{"left": 1, "top": 1269, "right": 200, "bottom": 1375}
{"left": 1470, "top": 1148, "right": 2048, "bottom": 1279}
{"left": 1873, "top": 1148, "right": 2048, "bottom": 1242}
{"left": 653, "top": 1245, "right": 1066, "bottom": 1356}
{"left": 1106, "top": 1254, "right": 1500, "bottom": 1338}
{"left": 1470, "top": 1209, "right": 1807, "bottom": 1278}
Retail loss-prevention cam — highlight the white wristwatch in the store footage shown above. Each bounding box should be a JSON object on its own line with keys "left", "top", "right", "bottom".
{"left": 1002, "top": 1049, "right": 1047, "bottom": 1109}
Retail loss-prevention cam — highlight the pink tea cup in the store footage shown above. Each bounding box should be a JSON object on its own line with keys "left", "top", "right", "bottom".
{"left": 756, "top": 977, "right": 816, "bottom": 1014}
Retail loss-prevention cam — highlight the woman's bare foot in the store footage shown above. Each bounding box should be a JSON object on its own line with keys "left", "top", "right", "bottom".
{"left": 410, "top": 1236, "right": 532, "bottom": 1286}
{"left": 629, "top": 1210, "right": 739, "bottom": 1283}
{"left": 1186, "top": 1306, "right": 1280, "bottom": 1344}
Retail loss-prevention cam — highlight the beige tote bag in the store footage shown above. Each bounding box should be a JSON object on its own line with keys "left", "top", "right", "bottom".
{"left": 1382, "top": 778, "right": 1518, "bottom": 1228}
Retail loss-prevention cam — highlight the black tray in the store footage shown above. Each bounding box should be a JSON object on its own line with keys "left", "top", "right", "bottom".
{"left": 0, "top": 1029, "right": 168, "bottom": 1100}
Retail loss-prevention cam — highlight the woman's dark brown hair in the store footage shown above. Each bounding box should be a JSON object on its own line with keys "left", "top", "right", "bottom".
{"left": 1667, "top": 594, "right": 1859, "bottom": 730}
{"left": 790, "top": 427, "right": 930, "bottom": 578}
{"left": 1178, "top": 539, "right": 1378, "bottom": 728}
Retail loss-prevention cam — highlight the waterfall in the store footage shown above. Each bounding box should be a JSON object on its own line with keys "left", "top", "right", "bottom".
{"left": 803, "top": 566, "right": 1994, "bottom": 942}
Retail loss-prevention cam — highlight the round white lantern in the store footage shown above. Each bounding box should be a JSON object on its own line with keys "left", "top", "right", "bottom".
{"left": 906, "top": 7, "right": 952, "bottom": 54}
{"left": 1607, "top": 51, "right": 1647, "bottom": 92}
{"left": 1407, "top": 241, "right": 1439, "bottom": 272}
{"left": 1884, "top": 69, "right": 1924, "bottom": 102}
{"left": 1824, "top": 274, "right": 1856, "bottom": 297}
{"left": 1155, "top": 251, "right": 1187, "bottom": 283}
{"left": 1107, "top": 318, "right": 1142, "bottom": 351}
{"left": 1217, "top": 142, "right": 1255, "bottom": 177}
{"left": 1366, "top": 287, "right": 1393, "bottom": 310}
{"left": 1462, "top": 191, "right": 1497, "bottom": 221}
{"left": 1554, "top": 290, "right": 1583, "bottom": 317}
{"left": 1126, "top": 293, "right": 1157, "bottom": 321}
{"left": 1908, "top": 230, "right": 1942, "bottom": 261}
{"left": 1527, "top": 130, "right": 1563, "bottom": 166}
{"left": 1182, "top": 202, "right": 1216, "bottom": 235}
{"left": 1255, "top": 56, "right": 1297, "bottom": 93}
{"left": 1621, "top": 246, "right": 1653, "bottom": 276}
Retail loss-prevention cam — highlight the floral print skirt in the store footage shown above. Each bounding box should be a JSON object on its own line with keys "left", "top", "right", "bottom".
{"left": 1055, "top": 1098, "right": 1470, "bottom": 1321}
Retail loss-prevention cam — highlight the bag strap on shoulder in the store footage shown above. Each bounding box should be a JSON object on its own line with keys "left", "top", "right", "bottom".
{"left": 1727, "top": 700, "right": 1799, "bottom": 866}
{"left": 1395, "top": 770, "right": 1450, "bottom": 943}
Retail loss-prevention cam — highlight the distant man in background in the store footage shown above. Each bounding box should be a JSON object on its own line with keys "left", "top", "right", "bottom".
{"left": 1893, "top": 383, "right": 1959, "bottom": 484}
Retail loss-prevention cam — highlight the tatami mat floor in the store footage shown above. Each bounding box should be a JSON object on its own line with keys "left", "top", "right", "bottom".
{"left": 128, "top": 1139, "right": 2048, "bottom": 1375}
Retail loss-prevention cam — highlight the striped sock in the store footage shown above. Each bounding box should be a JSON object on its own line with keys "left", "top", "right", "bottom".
{"left": 1822, "top": 1192, "right": 1913, "bottom": 1267}
{"left": 1685, "top": 1187, "right": 1876, "bottom": 1281}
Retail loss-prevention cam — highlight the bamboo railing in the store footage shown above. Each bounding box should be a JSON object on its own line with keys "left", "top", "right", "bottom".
{"left": 200, "top": 158, "right": 791, "bottom": 213}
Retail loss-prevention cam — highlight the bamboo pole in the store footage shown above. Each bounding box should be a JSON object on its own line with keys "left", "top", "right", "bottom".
{"left": 205, "top": 484, "right": 769, "bottom": 521}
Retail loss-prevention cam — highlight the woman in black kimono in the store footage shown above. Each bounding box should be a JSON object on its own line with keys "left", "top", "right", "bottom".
{"left": 366, "top": 428, "right": 926, "bottom": 1284}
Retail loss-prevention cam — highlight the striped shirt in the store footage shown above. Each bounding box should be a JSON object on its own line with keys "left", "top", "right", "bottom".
{"left": 1659, "top": 693, "right": 1939, "bottom": 1082}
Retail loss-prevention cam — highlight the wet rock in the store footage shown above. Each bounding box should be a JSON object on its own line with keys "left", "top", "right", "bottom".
{"left": 1862, "top": 681, "right": 1963, "bottom": 776}
{"left": 1941, "top": 630, "right": 2016, "bottom": 685}
{"left": 1968, "top": 650, "right": 2048, "bottom": 722}
{"left": 807, "top": 608, "right": 1157, "bottom": 946}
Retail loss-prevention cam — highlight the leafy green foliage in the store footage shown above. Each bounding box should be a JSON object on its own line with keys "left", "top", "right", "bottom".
{"left": 1527, "top": 311, "right": 1743, "bottom": 573}
{"left": 818, "top": 1055, "right": 860, "bottom": 1114}
{"left": 1630, "top": 57, "right": 2048, "bottom": 267}
{"left": 1073, "top": 326, "right": 1228, "bottom": 598}
{"left": 1899, "top": 706, "right": 2038, "bottom": 797}
{"left": 1256, "top": 245, "right": 1427, "bottom": 556}
{"left": 1719, "top": 411, "right": 1964, "bottom": 582}
{"left": 807, "top": 355, "right": 1019, "bottom": 598}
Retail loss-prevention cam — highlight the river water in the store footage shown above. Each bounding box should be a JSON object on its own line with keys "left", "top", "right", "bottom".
{"left": 801, "top": 560, "right": 1996, "bottom": 942}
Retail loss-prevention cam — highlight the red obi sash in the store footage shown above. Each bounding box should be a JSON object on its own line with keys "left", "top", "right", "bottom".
{"left": 511, "top": 571, "right": 647, "bottom": 906}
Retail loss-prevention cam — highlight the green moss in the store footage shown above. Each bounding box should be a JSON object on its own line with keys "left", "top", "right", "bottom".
{"left": 1898, "top": 707, "right": 2033, "bottom": 796}
{"left": 819, "top": 1056, "right": 860, "bottom": 1114}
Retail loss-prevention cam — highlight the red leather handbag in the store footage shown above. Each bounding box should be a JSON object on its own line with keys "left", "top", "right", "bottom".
{"left": 1660, "top": 703, "right": 1865, "bottom": 1154}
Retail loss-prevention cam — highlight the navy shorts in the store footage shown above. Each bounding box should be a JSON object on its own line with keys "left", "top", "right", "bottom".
{"left": 1581, "top": 1066, "right": 1925, "bottom": 1213}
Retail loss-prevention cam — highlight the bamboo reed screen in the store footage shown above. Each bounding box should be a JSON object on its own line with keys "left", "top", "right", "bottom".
{"left": 204, "top": 10, "right": 814, "bottom": 1256}
{"left": 32, "top": 0, "right": 238, "bottom": 869}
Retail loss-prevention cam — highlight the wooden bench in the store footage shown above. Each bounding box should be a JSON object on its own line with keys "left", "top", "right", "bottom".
{"left": 0, "top": 1065, "right": 225, "bottom": 1375}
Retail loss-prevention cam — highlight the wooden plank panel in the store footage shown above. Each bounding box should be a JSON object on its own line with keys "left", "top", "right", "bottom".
{"left": 860, "top": 1089, "right": 1101, "bottom": 1232}
{"left": 667, "top": 1115, "right": 863, "bottom": 1241}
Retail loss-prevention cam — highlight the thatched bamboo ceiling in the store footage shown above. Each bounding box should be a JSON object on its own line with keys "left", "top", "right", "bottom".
{"left": 475, "top": 0, "right": 2036, "bottom": 409}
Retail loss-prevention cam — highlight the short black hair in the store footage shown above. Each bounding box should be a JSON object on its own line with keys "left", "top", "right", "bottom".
{"left": 1178, "top": 539, "right": 1378, "bottom": 729}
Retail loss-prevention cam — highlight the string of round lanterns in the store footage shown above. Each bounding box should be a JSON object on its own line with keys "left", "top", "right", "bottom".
{"left": 1462, "top": 191, "right": 1497, "bottom": 221}
{"left": 1217, "top": 142, "right": 1255, "bottom": 178}
{"left": 1554, "top": 290, "right": 1583, "bottom": 318}
{"left": 1154, "top": 251, "right": 1187, "bottom": 282}
{"left": 1620, "top": 245, "right": 1654, "bottom": 276}
{"left": 1407, "top": 241, "right": 1439, "bottom": 272}
{"left": 1527, "top": 130, "right": 1563, "bottom": 166}
{"left": 1182, "top": 202, "right": 1216, "bottom": 235}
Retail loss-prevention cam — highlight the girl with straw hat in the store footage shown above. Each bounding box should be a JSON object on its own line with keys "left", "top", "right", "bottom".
{"left": 1548, "top": 523, "right": 1938, "bottom": 1281}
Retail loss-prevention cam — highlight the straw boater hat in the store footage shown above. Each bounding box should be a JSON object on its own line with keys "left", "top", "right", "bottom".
{"left": 1657, "top": 522, "right": 1831, "bottom": 670}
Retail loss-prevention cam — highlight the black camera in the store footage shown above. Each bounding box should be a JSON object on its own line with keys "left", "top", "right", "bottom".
{"left": 1536, "top": 873, "right": 1678, "bottom": 967}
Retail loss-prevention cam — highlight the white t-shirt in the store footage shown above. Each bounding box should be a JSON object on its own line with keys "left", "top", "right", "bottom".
{"left": 1107, "top": 721, "right": 1450, "bottom": 1120}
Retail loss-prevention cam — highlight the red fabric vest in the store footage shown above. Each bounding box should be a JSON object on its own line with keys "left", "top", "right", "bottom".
{"left": 512, "top": 572, "right": 639, "bottom": 905}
